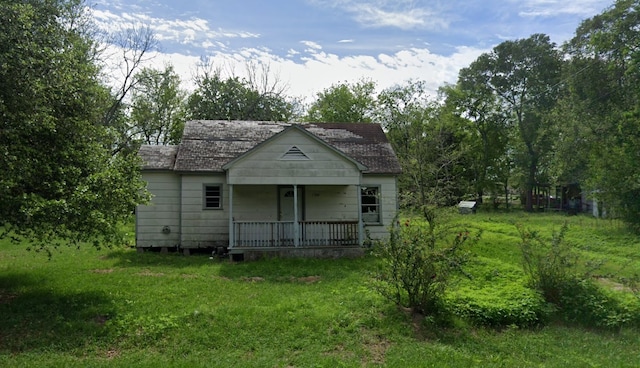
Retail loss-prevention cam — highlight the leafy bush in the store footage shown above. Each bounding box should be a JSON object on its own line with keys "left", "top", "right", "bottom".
{"left": 556, "top": 278, "right": 640, "bottom": 329}
{"left": 448, "top": 285, "right": 549, "bottom": 327}
{"left": 516, "top": 221, "right": 640, "bottom": 328}
{"left": 518, "top": 222, "right": 590, "bottom": 305}
{"left": 447, "top": 259, "right": 550, "bottom": 327}
{"left": 372, "top": 207, "right": 481, "bottom": 317}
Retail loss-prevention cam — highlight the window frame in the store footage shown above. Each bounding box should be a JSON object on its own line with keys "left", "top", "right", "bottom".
{"left": 361, "top": 185, "right": 381, "bottom": 224}
{"left": 202, "top": 183, "right": 223, "bottom": 210}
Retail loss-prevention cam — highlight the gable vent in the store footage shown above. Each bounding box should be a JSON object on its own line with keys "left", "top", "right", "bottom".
{"left": 281, "top": 146, "right": 309, "bottom": 160}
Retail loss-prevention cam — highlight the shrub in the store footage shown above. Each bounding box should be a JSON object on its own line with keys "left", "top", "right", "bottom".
{"left": 372, "top": 207, "right": 481, "bottom": 317}
{"left": 448, "top": 286, "right": 549, "bottom": 327}
{"left": 447, "top": 259, "right": 551, "bottom": 327}
{"left": 516, "top": 221, "right": 640, "bottom": 328}
{"left": 518, "top": 222, "right": 588, "bottom": 305}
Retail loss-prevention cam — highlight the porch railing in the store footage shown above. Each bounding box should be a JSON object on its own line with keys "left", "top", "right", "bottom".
{"left": 232, "top": 221, "right": 359, "bottom": 248}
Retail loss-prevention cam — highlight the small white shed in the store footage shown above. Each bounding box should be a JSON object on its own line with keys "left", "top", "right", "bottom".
{"left": 458, "top": 201, "right": 477, "bottom": 214}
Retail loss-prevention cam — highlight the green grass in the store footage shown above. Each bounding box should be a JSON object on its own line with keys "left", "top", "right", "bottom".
{"left": 1, "top": 211, "right": 639, "bottom": 367}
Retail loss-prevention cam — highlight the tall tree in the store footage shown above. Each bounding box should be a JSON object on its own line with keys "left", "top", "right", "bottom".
{"left": 442, "top": 80, "right": 510, "bottom": 206}
{"left": 130, "top": 64, "right": 186, "bottom": 145}
{"left": 187, "top": 66, "right": 294, "bottom": 122}
{"left": 0, "top": 0, "right": 148, "bottom": 251}
{"left": 377, "top": 81, "right": 470, "bottom": 207}
{"left": 461, "top": 34, "right": 563, "bottom": 211}
{"left": 560, "top": 0, "right": 640, "bottom": 226}
{"left": 305, "top": 79, "right": 377, "bottom": 123}
{"left": 101, "top": 24, "right": 159, "bottom": 155}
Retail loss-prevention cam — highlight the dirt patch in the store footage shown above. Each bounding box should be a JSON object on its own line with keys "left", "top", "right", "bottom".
{"left": 105, "top": 349, "right": 120, "bottom": 359}
{"left": 137, "top": 270, "right": 165, "bottom": 277}
{"left": 293, "top": 275, "right": 322, "bottom": 284}
{"left": 90, "top": 269, "right": 114, "bottom": 274}
{"left": 180, "top": 274, "right": 199, "bottom": 279}
{"left": 365, "top": 335, "right": 391, "bottom": 365}
{"left": 323, "top": 343, "right": 355, "bottom": 360}
{"left": 595, "top": 277, "right": 631, "bottom": 292}
{"left": 241, "top": 276, "right": 265, "bottom": 282}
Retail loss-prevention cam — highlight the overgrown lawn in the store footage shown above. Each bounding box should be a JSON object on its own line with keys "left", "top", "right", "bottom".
{"left": 1, "top": 212, "right": 639, "bottom": 367}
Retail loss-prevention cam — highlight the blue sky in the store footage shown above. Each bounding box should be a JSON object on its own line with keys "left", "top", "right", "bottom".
{"left": 92, "top": 0, "right": 614, "bottom": 100}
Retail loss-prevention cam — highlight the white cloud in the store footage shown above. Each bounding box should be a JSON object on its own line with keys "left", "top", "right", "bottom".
{"left": 309, "top": 0, "right": 448, "bottom": 30}
{"left": 350, "top": 4, "right": 446, "bottom": 30}
{"left": 114, "top": 44, "right": 487, "bottom": 103}
{"left": 300, "top": 40, "right": 323, "bottom": 50}
{"left": 90, "top": 9, "right": 259, "bottom": 50}
{"left": 516, "top": 0, "right": 611, "bottom": 17}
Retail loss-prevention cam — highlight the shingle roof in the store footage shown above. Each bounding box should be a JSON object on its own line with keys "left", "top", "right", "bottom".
{"left": 139, "top": 120, "right": 402, "bottom": 174}
{"left": 138, "top": 145, "right": 178, "bottom": 170}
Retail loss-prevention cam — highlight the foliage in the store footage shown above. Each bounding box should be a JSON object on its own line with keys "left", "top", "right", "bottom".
{"left": 373, "top": 208, "right": 481, "bottom": 317}
{"left": 187, "top": 70, "right": 294, "bottom": 122}
{"left": 456, "top": 34, "right": 563, "bottom": 212}
{"left": 556, "top": 0, "right": 640, "bottom": 229}
{"left": 447, "top": 256, "right": 550, "bottom": 327}
{"left": 515, "top": 221, "right": 637, "bottom": 328}
{"left": 446, "top": 67, "right": 512, "bottom": 206}
{"left": 130, "top": 64, "right": 187, "bottom": 145}
{"left": 305, "top": 79, "right": 377, "bottom": 123}
{"left": 0, "top": 0, "right": 149, "bottom": 251}
{"left": 518, "top": 222, "right": 582, "bottom": 305}
{"left": 449, "top": 283, "right": 549, "bottom": 327}
{"left": 101, "top": 24, "right": 159, "bottom": 156}
{"left": 2, "top": 213, "right": 640, "bottom": 366}
{"left": 378, "top": 81, "right": 472, "bottom": 207}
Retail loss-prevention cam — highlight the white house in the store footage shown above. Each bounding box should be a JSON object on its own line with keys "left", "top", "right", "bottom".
{"left": 136, "top": 120, "right": 402, "bottom": 260}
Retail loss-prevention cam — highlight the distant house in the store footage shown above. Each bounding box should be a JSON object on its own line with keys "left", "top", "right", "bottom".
{"left": 136, "top": 120, "right": 402, "bottom": 260}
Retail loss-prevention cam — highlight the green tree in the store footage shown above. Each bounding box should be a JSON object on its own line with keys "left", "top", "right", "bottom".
{"left": 560, "top": 0, "right": 640, "bottom": 227}
{"left": 187, "top": 69, "right": 294, "bottom": 122}
{"left": 461, "top": 34, "right": 563, "bottom": 211}
{"left": 0, "top": 0, "right": 148, "bottom": 251}
{"left": 377, "top": 81, "right": 470, "bottom": 207}
{"left": 101, "top": 24, "right": 159, "bottom": 155}
{"left": 131, "top": 65, "right": 186, "bottom": 145}
{"left": 305, "top": 79, "right": 377, "bottom": 123}
{"left": 448, "top": 61, "right": 511, "bottom": 206}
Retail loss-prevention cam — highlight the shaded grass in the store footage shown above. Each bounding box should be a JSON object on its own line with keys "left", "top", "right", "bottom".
{"left": 0, "top": 211, "right": 639, "bottom": 366}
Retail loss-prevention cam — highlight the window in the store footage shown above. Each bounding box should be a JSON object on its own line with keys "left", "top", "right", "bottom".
{"left": 361, "top": 186, "right": 380, "bottom": 223}
{"left": 203, "top": 184, "right": 222, "bottom": 209}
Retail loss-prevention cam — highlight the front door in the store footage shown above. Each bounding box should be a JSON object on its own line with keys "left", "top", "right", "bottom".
{"left": 278, "top": 186, "right": 303, "bottom": 246}
{"left": 278, "top": 186, "right": 304, "bottom": 221}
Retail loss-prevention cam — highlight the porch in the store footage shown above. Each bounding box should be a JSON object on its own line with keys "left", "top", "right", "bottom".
{"left": 231, "top": 220, "right": 359, "bottom": 248}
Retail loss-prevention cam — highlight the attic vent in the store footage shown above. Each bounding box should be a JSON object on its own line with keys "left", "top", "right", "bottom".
{"left": 281, "top": 146, "right": 309, "bottom": 160}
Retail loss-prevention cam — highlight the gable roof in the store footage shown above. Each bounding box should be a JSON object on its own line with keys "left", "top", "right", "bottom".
{"left": 140, "top": 120, "right": 402, "bottom": 175}
{"left": 221, "top": 124, "right": 368, "bottom": 172}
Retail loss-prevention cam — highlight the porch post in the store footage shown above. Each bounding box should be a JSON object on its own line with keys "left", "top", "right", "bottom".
{"left": 293, "top": 184, "right": 299, "bottom": 247}
{"left": 228, "top": 184, "right": 234, "bottom": 248}
{"left": 357, "top": 184, "right": 364, "bottom": 246}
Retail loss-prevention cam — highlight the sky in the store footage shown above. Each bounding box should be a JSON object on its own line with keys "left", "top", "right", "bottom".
{"left": 91, "top": 0, "right": 615, "bottom": 101}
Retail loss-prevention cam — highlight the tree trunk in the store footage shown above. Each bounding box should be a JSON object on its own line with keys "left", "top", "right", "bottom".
{"left": 525, "top": 162, "right": 536, "bottom": 212}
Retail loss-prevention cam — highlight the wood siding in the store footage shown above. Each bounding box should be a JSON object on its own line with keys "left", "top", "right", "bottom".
{"left": 305, "top": 185, "right": 358, "bottom": 221}
{"left": 232, "top": 185, "right": 277, "bottom": 221}
{"left": 136, "top": 172, "right": 181, "bottom": 248}
{"left": 180, "top": 174, "right": 228, "bottom": 248}
{"left": 226, "top": 128, "right": 362, "bottom": 185}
